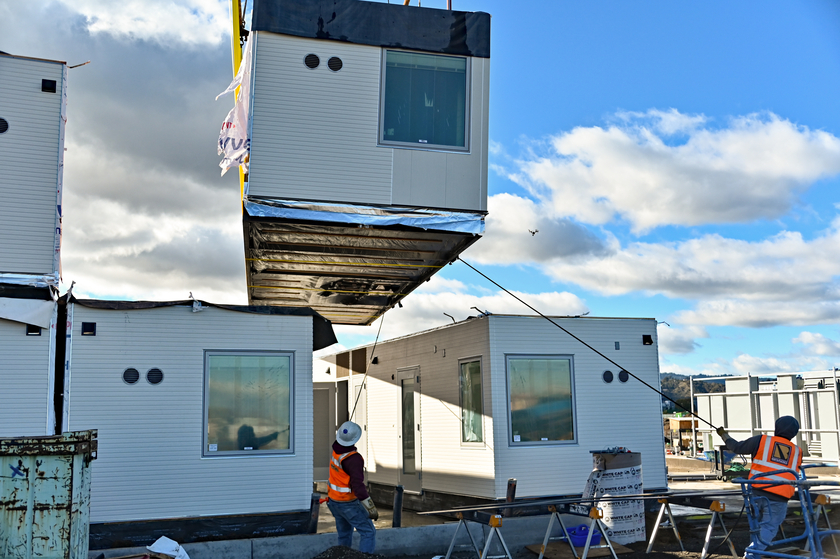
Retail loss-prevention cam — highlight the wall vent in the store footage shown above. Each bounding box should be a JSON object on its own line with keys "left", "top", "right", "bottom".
{"left": 328, "top": 57, "right": 343, "bottom": 72}
{"left": 0, "top": 118, "right": 8, "bottom": 134}
{"left": 42, "top": 79, "right": 57, "bottom": 93}
{"left": 304, "top": 53, "right": 320, "bottom": 69}
{"left": 123, "top": 368, "right": 140, "bottom": 384}
{"left": 147, "top": 368, "right": 164, "bottom": 385}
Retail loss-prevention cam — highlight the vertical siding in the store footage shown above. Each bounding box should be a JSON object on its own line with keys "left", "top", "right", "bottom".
{"left": 0, "top": 55, "right": 63, "bottom": 275}
{"left": 0, "top": 311, "right": 56, "bottom": 437}
{"left": 488, "top": 316, "right": 667, "bottom": 499}
{"left": 64, "top": 304, "right": 314, "bottom": 522}
{"left": 248, "top": 33, "right": 392, "bottom": 205}
{"left": 362, "top": 318, "right": 497, "bottom": 498}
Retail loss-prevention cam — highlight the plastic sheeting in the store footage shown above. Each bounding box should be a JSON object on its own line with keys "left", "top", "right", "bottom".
{"left": 0, "top": 273, "right": 58, "bottom": 289}
{"left": 245, "top": 198, "right": 485, "bottom": 235}
{"left": 0, "top": 297, "right": 55, "bottom": 328}
{"left": 251, "top": 0, "right": 491, "bottom": 58}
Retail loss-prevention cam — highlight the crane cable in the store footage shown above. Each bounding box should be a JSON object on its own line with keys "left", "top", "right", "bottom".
{"left": 457, "top": 256, "right": 717, "bottom": 430}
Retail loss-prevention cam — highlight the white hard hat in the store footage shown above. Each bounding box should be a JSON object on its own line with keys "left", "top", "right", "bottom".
{"left": 336, "top": 421, "right": 362, "bottom": 446}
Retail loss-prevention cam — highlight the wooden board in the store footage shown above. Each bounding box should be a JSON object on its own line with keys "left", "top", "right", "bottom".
{"left": 525, "top": 541, "right": 633, "bottom": 559}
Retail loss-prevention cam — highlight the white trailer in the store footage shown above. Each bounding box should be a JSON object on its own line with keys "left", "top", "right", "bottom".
{"left": 321, "top": 314, "right": 667, "bottom": 507}
{"left": 61, "top": 298, "right": 336, "bottom": 548}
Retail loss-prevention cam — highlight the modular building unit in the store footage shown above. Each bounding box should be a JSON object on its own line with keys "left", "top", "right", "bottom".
{"left": 61, "top": 299, "right": 336, "bottom": 548}
{"left": 321, "top": 315, "right": 666, "bottom": 507}
{"left": 0, "top": 52, "right": 66, "bottom": 281}
{"left": 237, "top": 0, "right": 491, "bottom": 325}
{"left": 0, "top": 288, "right": 59, "bottom": 437}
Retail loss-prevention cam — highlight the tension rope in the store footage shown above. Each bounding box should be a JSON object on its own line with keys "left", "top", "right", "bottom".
{"left": 457, "top": 256, "right": 717, "bottom": 430}
{"left": 349, "top": 311, "right": 386, "bottom": 422}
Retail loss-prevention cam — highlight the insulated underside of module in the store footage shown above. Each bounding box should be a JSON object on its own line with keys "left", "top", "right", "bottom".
{"left": 243, "top": 201, "right": 483, "bottom": 325}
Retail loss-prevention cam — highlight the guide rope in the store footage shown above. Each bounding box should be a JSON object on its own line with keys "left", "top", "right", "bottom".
{"left": 457, "top": 256, "right": 717, "bottom": 429}
{"left": 350, "top": 311, "right": 386, "bottom": 421}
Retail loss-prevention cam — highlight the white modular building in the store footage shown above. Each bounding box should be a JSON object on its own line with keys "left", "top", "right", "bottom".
{"left": 234, "top": 0, "right": 491, "bottom": 325}
{"left": 320, "top": 315, "right": 667, "bottom": 508}
{"left": 0, "top": 52, "right": 66, "bottom": 283}
{"left": 61, "top": 298, "right": 336, "bottom": 549}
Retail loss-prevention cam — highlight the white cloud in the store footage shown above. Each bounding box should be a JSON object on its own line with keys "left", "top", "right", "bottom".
{"left": 793, "top": 332, "right": 840, "bottom": 356}
{"left": 657, "top": 324, "right": 708, "bottom": 355}
{"left": 510, "top": 111, "right": 840, "bottom": 232}
{"left": 57, "top": 0, "right": 230, "bottom": 47}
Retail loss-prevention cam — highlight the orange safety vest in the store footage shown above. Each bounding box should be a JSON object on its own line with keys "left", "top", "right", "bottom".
{"left": 328, "top": 450, "right": 358, "bottom": 501}
{"left": 749, "top": 435, "right": 802, "bottom": 499}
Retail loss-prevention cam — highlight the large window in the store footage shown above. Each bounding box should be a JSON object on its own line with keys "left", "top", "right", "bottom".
{"left": 380, "top": 50, "right": 469, "bottom": 150}
{"left": 459, "top": 359, "right": 483, "bottom": 443}
{"left": 204, "top": 351, "right": 293, "bottom": 457}
{"left": 506, "top": 356, "right": 576, "bottom": 445}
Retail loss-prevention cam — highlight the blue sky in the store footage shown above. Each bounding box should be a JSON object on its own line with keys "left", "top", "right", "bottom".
{"left": 4, "top": 0, "right": 839, "bottom": 377}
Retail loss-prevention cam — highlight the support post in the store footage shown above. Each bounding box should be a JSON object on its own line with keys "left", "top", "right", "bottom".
{"left": 504, "top": 478, "right": 517, "bottom": 517}
{"left": 308, "top": 492, "right": 321, "bottom": 534}
{"left": 392, "top": 485, "right": 404, "bottom": 528}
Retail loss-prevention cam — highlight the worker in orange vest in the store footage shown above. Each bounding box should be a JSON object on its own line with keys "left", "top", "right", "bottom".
{"left": 327, "top": 421, "right": 378, "bottom": 553}
{"left": 717, "top": 416, "right": 802, "bottom": 558}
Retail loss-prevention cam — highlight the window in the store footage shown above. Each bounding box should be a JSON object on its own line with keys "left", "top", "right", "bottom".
{"left": 204, "top": 351, "right": 293, "bottom": 457}
{"left": 506, "top": 355, "right": 576, "bottom": 445}
{"left": 459, "top": 359, "right": 483, "bottom": 443}
{"left": 380, "top": 50, "right": 469, "bottom": 150}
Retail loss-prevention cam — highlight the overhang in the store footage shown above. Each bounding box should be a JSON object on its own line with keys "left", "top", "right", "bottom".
{"left": 244, "top": 198, "right": 484, "bottom": 325}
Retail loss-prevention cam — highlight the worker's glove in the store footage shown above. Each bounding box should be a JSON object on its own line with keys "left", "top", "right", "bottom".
{"left": 361, "top": 497, "right": 379, "bottom": 521}
{"left": 716, "top": 427, "right": 730, "bottom": 440}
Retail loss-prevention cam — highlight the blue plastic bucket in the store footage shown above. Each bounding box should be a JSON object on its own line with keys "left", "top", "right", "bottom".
{"left": 568, "top": 524, "right": 601, "bottom": 547}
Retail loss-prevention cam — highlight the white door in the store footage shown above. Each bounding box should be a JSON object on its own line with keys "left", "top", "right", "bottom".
{"left": 397, "top": 366, "right": 422, "bottom": 493}
{"left": 351, "top": 376, "right": 367, "bottom": 462}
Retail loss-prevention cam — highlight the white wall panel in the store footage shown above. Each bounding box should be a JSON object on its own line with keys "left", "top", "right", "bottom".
{"left": 65, "top": 304, "right": 314, "bottom": 522}
{"left": 488, "top": 316, "right": 666, "bottom": 498}
{"left": 0, "top": 309, "right": 56, "bottom": 437}
{"left": 0, "top": 55, "right": 63, "bottom": 275}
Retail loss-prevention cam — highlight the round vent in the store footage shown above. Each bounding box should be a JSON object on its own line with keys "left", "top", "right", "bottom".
{"left": 602, "top": 370, "right": 613, "bottom": 384}
{"left": 0, "top": 118, "right": 8, "bottom": 134}
{"left": 328, "top": 57, "right": 343, "bottom": 72}
{"left": 146, "top": 368, "right": 164, "bottom": 385}
{"left": 304, "top": 53, "right": 320, "bottom": 69}
{"left": 618, "top": 370, "right": 630, "bottom": 383}
{"left": 123, "top": 368, "right": 140, "bottom": 384}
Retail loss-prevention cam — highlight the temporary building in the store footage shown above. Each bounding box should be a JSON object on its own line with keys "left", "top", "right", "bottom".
{"left": 0, "top": 51, "right": 66, "bottom": 284}
{"left": 228, "top": 0, "right": 492, "bottom": 325}
{"left": 60, "top": 298, "right": 337, "bottom": 548}
{"left": 318, "top": 314, "right": 667, "bottom": 508}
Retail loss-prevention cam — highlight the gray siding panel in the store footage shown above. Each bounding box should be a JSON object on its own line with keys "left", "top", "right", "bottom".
{"left": 249, "top": 34, "right": 393, "bottom": 205}
{"left": 488, "top": 316, "right": 667, "bottom": 498}
{"left": 65, "top": 304, "right": 314, "bottom": 522}
{"left": 0, "top": 56, "right": 63, "bottom": 275}
{"left": 0, "top": 312, "right": 55, "bottom": 437}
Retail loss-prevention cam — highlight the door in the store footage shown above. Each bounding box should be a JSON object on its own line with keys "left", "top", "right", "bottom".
{"left": 350, "top": 376, "right": 367, "bottom": 462}
{"left": 313, "top": 383, "right": 336, "bottom": 481}
{"left": 397, "top": 366, "right": 422, "bottom": 493}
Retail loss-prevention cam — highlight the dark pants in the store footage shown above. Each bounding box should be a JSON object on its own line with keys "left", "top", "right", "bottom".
{"left": 327, "top": 498, "right": 376, "bottom": 553}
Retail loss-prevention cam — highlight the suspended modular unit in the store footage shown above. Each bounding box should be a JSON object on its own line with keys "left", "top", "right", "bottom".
{"left": 319, "top": 315, "right": 667, "bottom": 508}
{"left": 61, "top": 298, "right": 336, "bottom": 548}
{"left": 0, "top": 52, "right": 67, "bottom": 285}
{"left": 242, "top": 0, "right": 491, "bottom": 324}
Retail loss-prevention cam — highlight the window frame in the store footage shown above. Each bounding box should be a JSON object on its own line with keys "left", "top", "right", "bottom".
{"left": 378, "top": 48, "right": 471, "bottom": 153}
{"left": 202, "top": 349, "right": 295, "bottom": 458}
{"left": 505, "top": 354, "right": 577, "bottom": 447}
{"left": 458, "top": 356, "right": 485, "bottom": 446}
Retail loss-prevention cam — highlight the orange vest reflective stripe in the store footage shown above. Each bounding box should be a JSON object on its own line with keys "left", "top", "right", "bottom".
{"left": 749, "top": 435, "right": 802, "bottom": 499}
{"left": 328, "top": 450, "right": 358, "bottom": 501}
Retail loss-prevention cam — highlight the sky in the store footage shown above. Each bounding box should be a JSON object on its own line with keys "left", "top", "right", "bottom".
{"left": 3, "top": 0, "right": 840, "bottom": 378}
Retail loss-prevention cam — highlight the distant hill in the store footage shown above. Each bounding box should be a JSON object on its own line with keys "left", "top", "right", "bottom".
{"left": 660, "top": 373, "right": 725, "bottom": 410}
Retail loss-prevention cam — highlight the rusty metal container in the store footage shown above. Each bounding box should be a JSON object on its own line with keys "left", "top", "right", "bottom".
{"left": 1, "top": 430, "right": 97, "bottom": 559}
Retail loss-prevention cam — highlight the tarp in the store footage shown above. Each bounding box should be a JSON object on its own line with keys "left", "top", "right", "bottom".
{"left": 0, "top": 273, "right": 58, "bottom": 289}
{"left": 245, "top": 198, "right": 485, "bottom": 235}
{"left": 0, "top": 297, "right": 55, "bottom": 328}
